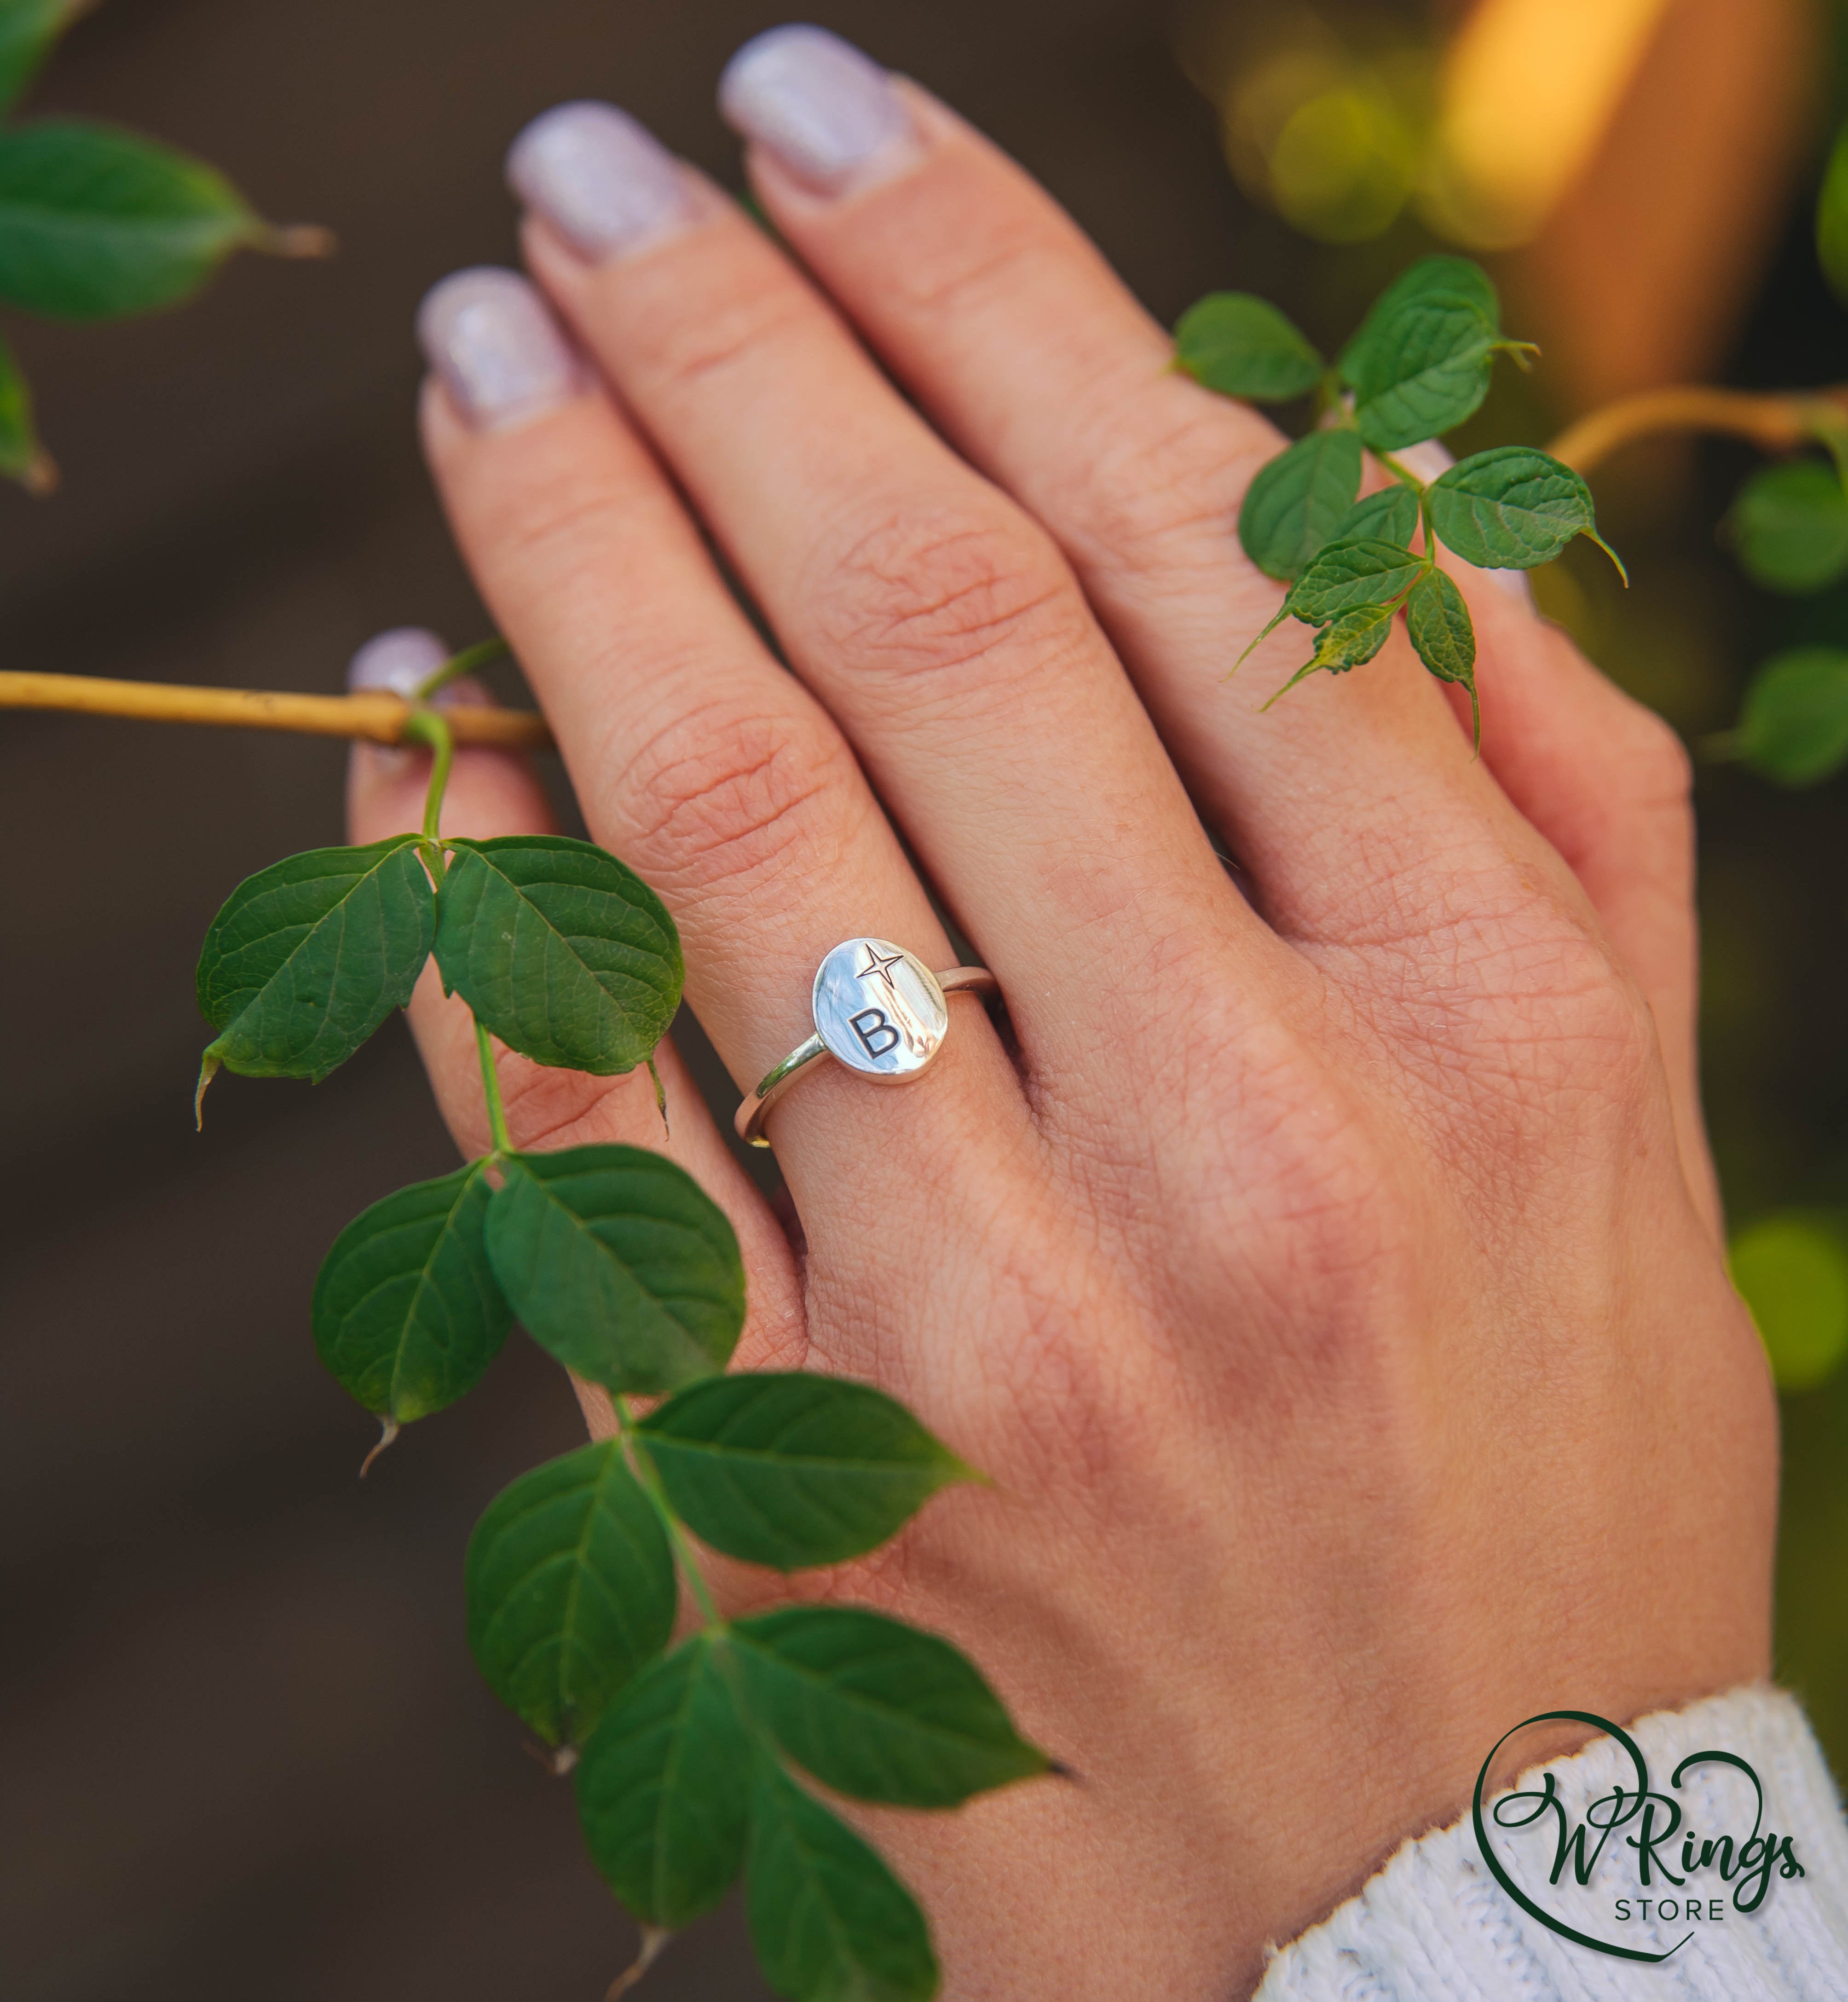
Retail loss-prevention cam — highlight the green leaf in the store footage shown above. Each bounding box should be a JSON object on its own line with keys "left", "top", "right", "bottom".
{"left": 1261, "top": 600, "right": 1399, "bottom": 711}
{"left": 1234, "top": 532, "right": 1421, "bottom": 676}
{"left": 1403, "top": 569, "right": 1475, "bottom": 684}
{"left": 1404, "top": 567, "right": 1479, "bottom": 746}
{"left": 1349, "top": 296, "right": 1514, "bottom": 451}
{"left": 1339, "top": 255, "right": 1499, "bottom": 384}
{"left": 1312, "top": 602, "right": 1398, "bottom": 676}
{"left": 1238, "top": 428, "right": 1364, "bottom": 582}
{"left": 0, "top": 0, "right": 70, "bottom": 117}
{"left": 746, "top": 1754, "right": 938, "bottom": 2002}
{"left": 0, "top": 323, "right": 50, "bottom": 491}
{"left": 0, "top": 120, "right": 272, "bottom": 319}
{"left": 1329, "top": 482, "right": 1421, "bottom": 549}
{"left": 576, "top": 1633, "right": 754, "bottom": 1929}
{"left": 434, "top": 834, "right": 682, "bottom": 1076}
{"left": 638, "top": 1373, "right": 974, "bottom": 1571}
{"left": 1174, "top": 291, "right": 1324, "bottom": 402}
{"left": 730, "top": 1606, "right": 1048, "bottom": 1808}
{"left": 485, "top": 1144, "right": 744, "bottom": 1395}
{"left": 465, "top": 1438, "right": 678, "bottom": 1748}
{"left": 310, "top": 1162, "right": 512, "bottom": 1426}
{"left": 1286, "top": 537, "right": 1428, "bottom": 625}
{"left": 1728, "top": 460, "right": 1848, "bottom": 595}
{"left": 1729, "top": 648, "right": 1848, "bottom": 788}
{"left": 195, "top": 836, "right": 435, "bottom": 1089}
{"left": 1426, "top": 446, "right": 1617, "bottom": 573}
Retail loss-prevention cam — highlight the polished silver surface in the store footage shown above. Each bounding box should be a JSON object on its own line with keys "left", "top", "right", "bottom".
{"left": 812, "top": 939, "right": 947, "bottom": 1079}
{"left": 736, "top": 938, "right": 998, "bottom": 1147}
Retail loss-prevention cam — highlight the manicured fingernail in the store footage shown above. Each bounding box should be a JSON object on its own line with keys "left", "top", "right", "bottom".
{"left": 507, "top": 101, "right": 696, "bottom": 261}
{"left": 349, "top": 627, "right": 449, "bottom": 698}
{"left": 349, "top": 627, "right": 491, "bottom": 712}
{"left": 719, "top": 24, "right": 914, "bottom": 193}
{"left": 416, "top": 268, "right": 583, "bottom": 431}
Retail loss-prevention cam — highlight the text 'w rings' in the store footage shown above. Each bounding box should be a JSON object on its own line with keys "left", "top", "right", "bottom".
{"left": 735, "top": 938, "right": 999, "bottom": 1147}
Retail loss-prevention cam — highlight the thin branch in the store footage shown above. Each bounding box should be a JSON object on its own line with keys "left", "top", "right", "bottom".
{"left": 1548, "top": 384, "right": 1848, "bottom": 476}
{"left": 0, "top": 671, "right": 551, "bottom": 750}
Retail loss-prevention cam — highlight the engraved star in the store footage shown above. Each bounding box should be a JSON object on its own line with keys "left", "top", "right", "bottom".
{"left": 857, "top": 943, "right": 907, "bottom": 995}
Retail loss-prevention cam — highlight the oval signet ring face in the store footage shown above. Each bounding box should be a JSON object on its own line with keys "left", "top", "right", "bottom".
{"left": 811, "top": 938, "right": 950, "bottom": 1081}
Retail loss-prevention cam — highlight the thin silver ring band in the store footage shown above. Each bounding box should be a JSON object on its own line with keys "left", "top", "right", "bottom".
{"left": 736, "top": 963, "right": 998, "bottom": 1148}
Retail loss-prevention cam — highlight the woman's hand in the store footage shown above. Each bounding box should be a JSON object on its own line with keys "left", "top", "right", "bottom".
{"left": 348, "top": 29, "right": 1776, "bottom": 1998}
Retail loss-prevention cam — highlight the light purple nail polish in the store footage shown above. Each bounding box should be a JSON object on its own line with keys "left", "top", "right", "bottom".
{"left": 508, "top": 101, "right": 696, "bottom": 261}
{"left": 416, "top": 268, "right": 583, "bottom": 431}
{"left": 347, "top": 628, "right": 489, "bottom": 707}
{"left": 719, "top": 24, "right": 913, "bottom": 193}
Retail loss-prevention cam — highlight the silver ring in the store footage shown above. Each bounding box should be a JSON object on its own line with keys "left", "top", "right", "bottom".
{"left": 735, "top": 937, "right": 998, "bottom": 1148}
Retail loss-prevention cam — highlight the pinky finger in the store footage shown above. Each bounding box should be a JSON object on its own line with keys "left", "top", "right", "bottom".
{"left": 344, "top": 629, "right": 807, "bottom": 1394}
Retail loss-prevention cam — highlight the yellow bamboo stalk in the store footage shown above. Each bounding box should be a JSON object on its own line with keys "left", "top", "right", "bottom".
{"left": 0, "top": 671, "right": 552, "bottom": 751}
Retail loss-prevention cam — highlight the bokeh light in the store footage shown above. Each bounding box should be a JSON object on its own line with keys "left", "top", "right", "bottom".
{"left": 1732, "top": 1215, "right": 1848, "bottom": 1392}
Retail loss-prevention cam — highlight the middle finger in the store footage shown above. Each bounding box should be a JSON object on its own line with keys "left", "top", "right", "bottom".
{"left": 507, "top": 107, "right": 1297, "bottom": 1100}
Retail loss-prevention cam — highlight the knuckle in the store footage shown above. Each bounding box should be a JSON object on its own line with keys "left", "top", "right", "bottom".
{"left": 1543, "top": 946, "right": 1660, "bottom": 1082}
{"left": 433, "top": 1035, "right": 646, "bottom": 1158}
{"left": 809, "top": 498, "right": 1090, "bottom": 703}
{"left": 1076, "top": 406, "right": 1280, "bottom": 569}
{"left": 1449, "top": 912, "right": 1663, "bottom": 1118}
{"left": 616, "top": 698, "right": 853, "bottom": 901}
{"left": 496, "top": 1051, "right": 646, "bottom": 1153}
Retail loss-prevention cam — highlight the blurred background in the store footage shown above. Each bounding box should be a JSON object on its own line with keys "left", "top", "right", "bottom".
{"left": 4, "top": 0, "right": 1848, "bottom": 1995}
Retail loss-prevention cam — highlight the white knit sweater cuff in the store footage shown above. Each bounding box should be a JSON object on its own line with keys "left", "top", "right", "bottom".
{"left": 1257, "top": 1686, "right": 1848, "bottom": 2001}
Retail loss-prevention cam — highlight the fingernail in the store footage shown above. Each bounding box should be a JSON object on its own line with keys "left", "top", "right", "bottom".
{"left": 349, "top": 627, "right": 450, "bottom": 698}
{"left": 507, "top": 101, "right": 696, "bottom": 261}
{"left": 416, "top": 268, "right": 584, "bottom": 431}
{"left": 349, "top": 627, "right": 494, "bottom": 709}
{"left": 719, "top": 24, "right": 915, "bottom": 193}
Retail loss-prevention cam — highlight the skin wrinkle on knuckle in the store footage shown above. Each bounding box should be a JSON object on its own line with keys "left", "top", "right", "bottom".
{"left": 803, "top": 498, "right": 1090, "bottom": 705}
{"left": 492, "top": 1048, "right": 648, "bottom": 1154}
{"left": 1070, "top": 409, "right": 1282, "bottom": 578}
{"left": 611, "top": 696, "right": 856, "bottom": 901}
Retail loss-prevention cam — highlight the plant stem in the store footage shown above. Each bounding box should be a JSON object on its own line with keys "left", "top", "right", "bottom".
{"left": 402, "top": 707, "right": 455, "bottom": 842}
{"left": 1548, "top": 384, "right": 1848, "bottom": 476}
{"left": 618, "top": 1398, "right": 725, "bottom": 1629}
{"left": 475, "top": 1019, "right": 514, "bottom": 1156}
{"left": 414, "top": 636, "right": 510, "bottom": 703}
{"left": 0, "top": 671, "right": 551, "bottom": 749}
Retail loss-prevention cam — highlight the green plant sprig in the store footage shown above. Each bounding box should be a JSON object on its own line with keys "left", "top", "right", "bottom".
{"left": 1175, "top": 255, "right": 1624, "bottom": 743}
{"left": 191, "top": 648, "right": 1044, "bottom": 2001}
{"left": 1173, "top": 254, "right": 1848, "bottom": 789}
{"left": 0, "top": 0, "right": 331, "bottom": 489}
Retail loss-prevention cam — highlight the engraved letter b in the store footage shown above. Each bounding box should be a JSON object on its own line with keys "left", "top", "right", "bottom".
{"left": 850, "top": 1008, "right": 901, "bottom": 1059}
